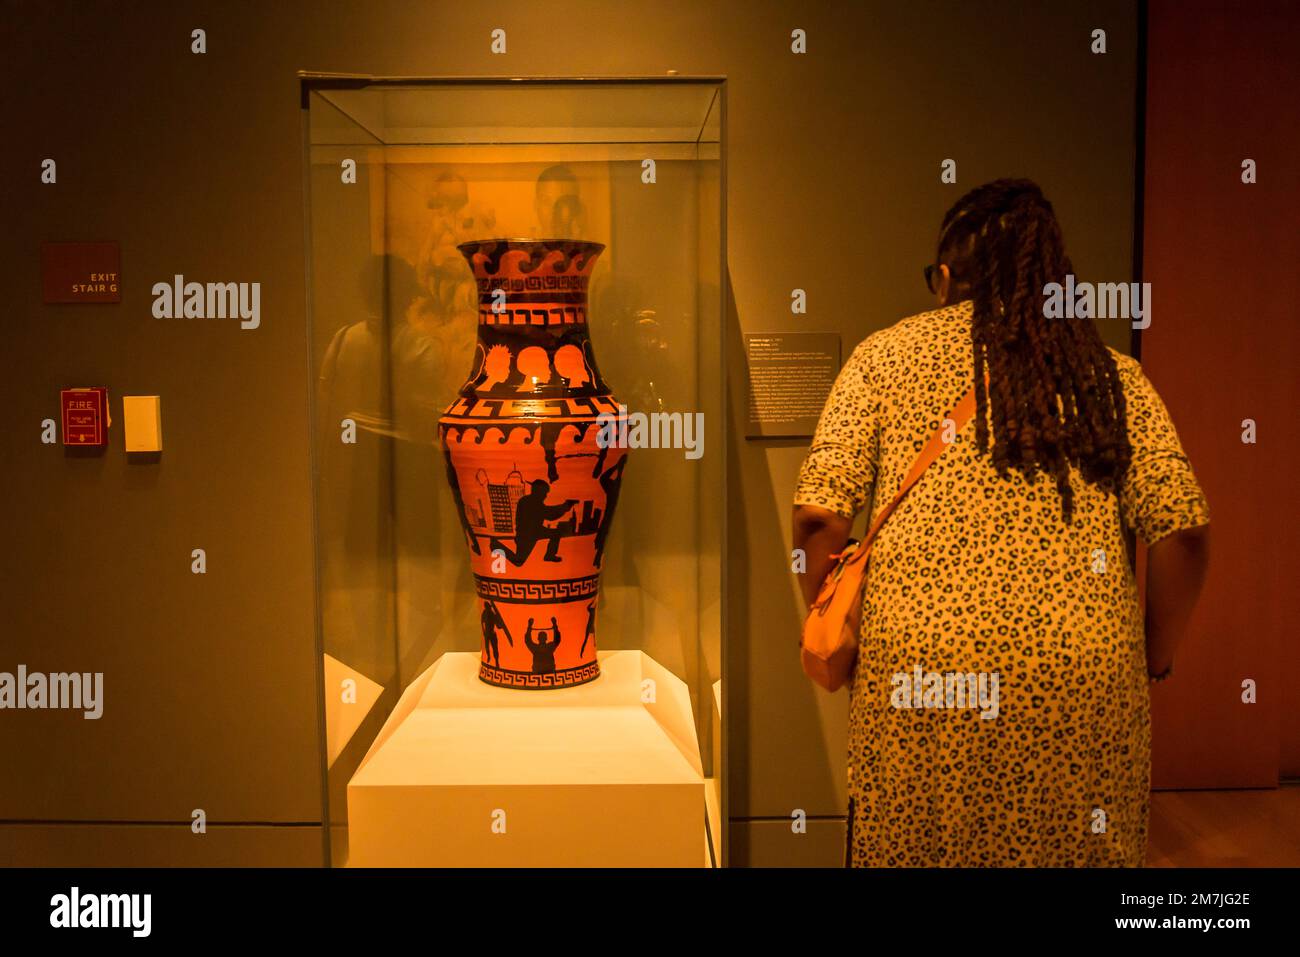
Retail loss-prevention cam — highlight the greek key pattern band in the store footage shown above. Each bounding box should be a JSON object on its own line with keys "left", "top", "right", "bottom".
{"left": 441, "top": 395, "right": 621, "bottom": 420}
{"left": 479, "top": 660, "right": 601, "bottom": 690}
{"left": 474, "top": 574, "right": 601, "bottom": 604}
{"left": 477, "top": 305, "right": 588, "bottom": 326}
{"left": 476, "top": 275, "right": 589, "bottom": 295}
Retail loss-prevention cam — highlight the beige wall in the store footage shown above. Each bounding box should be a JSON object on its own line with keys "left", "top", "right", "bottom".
{"left": 719, "top": 2, "right": 1138, "bottom": 865}
{"left": 0, "top": 0, "right": 1136, "bottom": 865}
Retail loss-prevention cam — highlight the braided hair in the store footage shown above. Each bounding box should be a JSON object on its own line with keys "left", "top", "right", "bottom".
{"left": 936, "top": 179, "right": 1131, "bottom": 521}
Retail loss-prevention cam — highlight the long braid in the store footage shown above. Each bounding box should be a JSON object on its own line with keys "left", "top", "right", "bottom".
{"left": 936, "top": 179, "right": 1132, "bottom": 521}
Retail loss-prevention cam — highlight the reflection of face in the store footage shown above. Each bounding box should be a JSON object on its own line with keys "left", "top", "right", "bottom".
{"left": 404, "top": 296, "right": 438, "bottom": 328}
{"left": 633, "top": 312, "right": 667, "bottom": 353}
{"left": 535, "top": 181, "right": 578, "bottom": 234}
{"left": 430, "top": 178, "right": 468, "bottom": 211}
{"left": 453, "top": 278, "right": 477, "bottom": 314}
{"left": 550, "top": 195, "right": 583, "bottom": 235}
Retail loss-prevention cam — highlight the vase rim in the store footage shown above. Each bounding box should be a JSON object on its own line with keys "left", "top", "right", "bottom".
{"left": 456, "top": 238, "right": 606, "bottom": 254}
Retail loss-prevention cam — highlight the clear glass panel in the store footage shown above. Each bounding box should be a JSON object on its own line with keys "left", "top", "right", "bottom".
{"left": 315, "top": 82, "right": 720, "bottom": 145}
{"left": 305, "top": 79, "right": 724, "bottom": 867}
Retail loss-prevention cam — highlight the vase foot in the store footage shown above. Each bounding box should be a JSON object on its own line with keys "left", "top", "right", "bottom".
{"left": 478, "top": 660, "right": 601, "bottom": 690}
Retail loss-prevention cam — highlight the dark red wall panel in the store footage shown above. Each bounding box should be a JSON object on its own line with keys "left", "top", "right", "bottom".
{"left": 1142, "top": 0, "right": 1300, "bottom": 787}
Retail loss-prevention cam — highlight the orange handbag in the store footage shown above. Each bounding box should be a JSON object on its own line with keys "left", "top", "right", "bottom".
{"left": 800, "top": 384, "right": 977, "bottom": 691}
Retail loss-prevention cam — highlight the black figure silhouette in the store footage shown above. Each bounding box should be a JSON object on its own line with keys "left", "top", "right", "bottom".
{"left": 592, "top": 459, "right": 627, "bottom": 567}
{"left": 539, "top": 422, "right": 566, "bottom": 481}
{"left": 524, "top": 617, "right": 562, "bottom": 674}
{"left": 480, "top": 599, "right": 512, "bottom": 667}
{"left": 580, "top": 601, "right": 596, "bottom": 657}
{"left": 490, "top": 480, "right": 577, "bottom": 566}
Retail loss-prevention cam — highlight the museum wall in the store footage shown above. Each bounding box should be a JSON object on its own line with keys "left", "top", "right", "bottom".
{"left": 0, "top": 0, "right": 1136, "bottom": 866}
{"left": 1141, "top": 0, "right": 1300, "bottom": 786}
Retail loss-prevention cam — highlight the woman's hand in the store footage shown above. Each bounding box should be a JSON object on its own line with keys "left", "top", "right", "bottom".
{"left": 792, "top": 505, "right": 854, "bottom": 609}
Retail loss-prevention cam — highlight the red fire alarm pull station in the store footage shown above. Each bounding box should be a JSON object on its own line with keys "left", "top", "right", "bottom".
{"left": 61, "top": 388, "right": 110, "bottom": 446}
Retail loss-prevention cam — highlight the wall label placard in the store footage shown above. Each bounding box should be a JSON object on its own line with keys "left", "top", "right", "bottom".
{"left": 744, "top": 332, "right": 842, "bottom": 439}
{"left": 40, "top": 242, "right": 121, "bottom": 304}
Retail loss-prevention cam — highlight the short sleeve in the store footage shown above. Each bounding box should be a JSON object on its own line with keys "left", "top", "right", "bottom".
{"left": 792, "top": 341, "right": 881, "bottom": 519}
{"left": 1115, "top": 354, "right": 1210, "bottom": 546}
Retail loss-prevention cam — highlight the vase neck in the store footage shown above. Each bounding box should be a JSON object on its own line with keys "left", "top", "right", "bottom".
{"left": 456, "top": 240, "right": 611, "bottom": 401}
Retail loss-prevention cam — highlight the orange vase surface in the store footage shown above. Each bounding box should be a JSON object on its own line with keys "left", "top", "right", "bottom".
{"left": 439, "top": 239, "right": 626, "bottom": 689}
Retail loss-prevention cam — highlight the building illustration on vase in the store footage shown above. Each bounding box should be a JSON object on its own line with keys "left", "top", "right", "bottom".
{"left": 467, "top": 464, "right": 605, "bottom": 540}
{"left": 474, "top": 466, "right": 527, "bottom": 535}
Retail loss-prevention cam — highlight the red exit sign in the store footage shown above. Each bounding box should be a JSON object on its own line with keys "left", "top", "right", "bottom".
{"left": 60, "top": 388, "right": 109, "bottom": 446}
{"left": 41, "top": 241, "right": 121, "bottom": 303}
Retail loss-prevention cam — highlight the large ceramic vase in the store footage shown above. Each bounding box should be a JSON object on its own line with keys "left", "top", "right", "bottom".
{"left": 439, "top": 239, "right": 626, "bottom": 689}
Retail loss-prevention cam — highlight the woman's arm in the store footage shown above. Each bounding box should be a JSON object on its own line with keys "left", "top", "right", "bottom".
{"left": 1111, "top": 357, "right": 1212, "bottom": 679}
{"left": 791, "top": 340, "right": 879, "bottom": 610}
{"left": 1144, "top": 523, "right": 1210, "bottom": 676}
{"left": 792, "top": 505, "right": 853, "bottom": 609}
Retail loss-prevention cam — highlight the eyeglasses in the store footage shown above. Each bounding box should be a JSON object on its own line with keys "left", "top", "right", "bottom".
{"left": 924, "top": 263, "right": 940, "bottom": 294}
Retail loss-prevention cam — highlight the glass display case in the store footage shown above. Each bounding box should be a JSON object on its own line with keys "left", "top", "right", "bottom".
{"left": 301, "top": 75, "right": 726, "bottom": 866}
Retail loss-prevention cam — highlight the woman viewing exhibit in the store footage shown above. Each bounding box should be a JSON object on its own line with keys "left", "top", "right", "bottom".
{"left": 792, "top": 179, "right": 1211, "bottom": 867}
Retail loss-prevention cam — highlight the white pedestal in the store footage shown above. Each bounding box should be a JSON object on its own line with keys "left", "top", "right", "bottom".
{"left": 347, "top": 650, "right": 705, "bottom": 867}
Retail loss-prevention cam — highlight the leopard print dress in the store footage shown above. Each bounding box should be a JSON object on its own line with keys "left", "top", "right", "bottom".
{"left": 793, "top": 300, "right": 1210, "bottom": 867}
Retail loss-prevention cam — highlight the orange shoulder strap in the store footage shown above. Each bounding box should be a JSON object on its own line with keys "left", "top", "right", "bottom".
{"left": 856, "top": 383, "right": 978, "bottom": 556}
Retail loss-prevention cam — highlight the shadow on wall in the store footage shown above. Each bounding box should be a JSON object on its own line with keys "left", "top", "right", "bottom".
{"left": 725, "top": 264, "right": 848, "bottom": 865}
